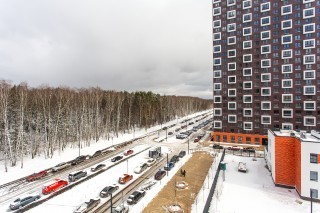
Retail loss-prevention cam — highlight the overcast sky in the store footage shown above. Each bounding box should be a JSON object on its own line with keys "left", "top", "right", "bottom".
{"left": 0, "top": 0, "right": 212, "bottom": 99}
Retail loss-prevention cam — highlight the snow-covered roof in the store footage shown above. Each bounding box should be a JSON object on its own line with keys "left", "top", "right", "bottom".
{"left": 272, "top": 129, "right": 320, "bottom": 143}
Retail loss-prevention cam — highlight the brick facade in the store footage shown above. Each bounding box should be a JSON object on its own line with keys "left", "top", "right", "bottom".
{"left": 212, "top": 132, "right": 267, "bottom": 145}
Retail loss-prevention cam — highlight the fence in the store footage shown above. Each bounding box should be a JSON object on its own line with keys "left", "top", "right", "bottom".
{"left": 202, "top": 149, "right": 226, "bottom": 213}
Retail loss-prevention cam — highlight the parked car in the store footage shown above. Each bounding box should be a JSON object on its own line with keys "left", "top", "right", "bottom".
{"left": 243, "top": 147, "right": 255, "bottom": 153}
{"left": 68, "top": 171, "right": 87, "bottom": 182}
{"left": 162, "top": 126, "right": 168, "bottom": 130}
{"left": 74, "top": 198, "right": 100, "bottom": 213}
{"left": 124, "top": 149, "right": 134, "bottom": 156}
{"left": 134, "top": 163, "right": 148, "bottom": 174}
{"left": 154, "top": 170, "right": 166, "bottom": 180}
{"left": 91, "top": 164, "right": 106, "bottom": 172}
{"left": 174, "top": 128, "right": 181, "bottom": 132}
{"left": 71, "top": 155, "right": 87, "bottom": 165}
{"left": 194, "top": 138, "right": 200, "bottom": 143}
{"left": 127, "top": 190, "right": 146, "bottom": 205}
{"left": 90, "top": 150, "right": 102, "bottom": 159}
{"left": 164, "top": 162, "right": 175, "bottom": 171}
{"left": 118, "top": 174, "right": 133, "bottom": 184}
{"left": 42, "top": 179, "right": 68, "bottom": 195}
{"left": 26, "top": 170, "right": 48, "bottom": 182}
{"left": 227, "top": 146, "right": 242, "bottom": 151}
{"left": 9, "top": 194, "right": 41, "bottom": 210}
{"left": 176, "top": 134, "right": 187, "bottom": 139}
{"left": 146, "top": 158, "right": 156, "bottom": 166}
{"left": 178, "top": 151, "right": 186, "bottom": 158}
{"left": 212, "top": 144, "right": 224, "bottom": 149}
{"left": 52, "top": 162, "right": 71, "bottom": 172}
{"left": 111, "top": 155, "right": 123, "bottom": 162}
{"left": 168, "top": 131, "right": 173, "bottom": 135}
{"left": 112, "top": 204, "right": 129, "bottom": 213}
{"left": 170, "top": 155, "right": 179, "bottom": 163}
{"left": 100, "top": 184, "right": 119, "bottom": 198}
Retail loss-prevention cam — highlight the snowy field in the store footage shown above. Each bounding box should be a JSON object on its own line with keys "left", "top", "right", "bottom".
{"left": 209, "top": 154, "right": 320, "bottom": 213}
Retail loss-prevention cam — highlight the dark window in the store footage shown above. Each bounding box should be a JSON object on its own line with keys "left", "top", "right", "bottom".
{"left": 310, "top": 171, "right": 318, "bottom": 181}
{"left": 310, "top": 154, "right": 318, "bottom": 163}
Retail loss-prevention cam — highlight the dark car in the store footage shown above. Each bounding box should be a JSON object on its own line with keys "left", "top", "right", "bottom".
{"left": 26, "top": 170, "right": 48, "bottom": 182}
{"left": 52, "top": 162, "right": 71, "bottom": 172}
{"left": 71, "top": 155, "right": 87, "bottom": 165}
{"left": 162, "top": 126, "right": 168, "bottom": 130}
{"left": 9, "top": 194, "right": 40, "bottom": 210}
{"left": 91, "top": 150, "right": 102, "bottom": 159}
{"left": 68, "top": 170, "right": 87, "bottom": 182}
{"left": 174, "top": 128, "right": 181, "bottom": 132}
{"left": 194, "top": 138, "right": 200, "bottom": 143}
{"left": 91, "top": 164, "right": 106, "bottom": 172}
{"left": 164, "top": 162, "right": 175, "bottom": 171}
{"left": 154, "top": 170, "right": 166, "bottom": 180}
{"left": 212, "top": 144, "right": 224, "bottom": 149}
{"left": 168, "top": 131, "right": 173, "bottom": 135}
{"left": 227, "top": 146, "right": 241, "bottom": 151}
{"left": 111, "top": 155, "right": 123, "bottom": 162}
{"left": 100, "top": 185, "right": 119, "bottom": 198}
{"left": 243, "top": 147, "right": 256, "bottom": 153}
{"left": 74, "top": 198, "right": 100, "bottom": 213}
{"left": 170, "top": 155, "right": 179, "bottom": 163}
{"left": 127, "top": 190, "right": 146, "bottom": 205}
{"left": 178, "top": 151, "right": 186, "bottom": 158}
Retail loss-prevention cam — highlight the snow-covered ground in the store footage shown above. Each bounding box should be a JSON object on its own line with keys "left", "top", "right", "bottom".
{"left": 0, "top": 109, "right": 211, "bottom": 186}
{"left": 209, "top": 154, "right": 320, "bottom": 213}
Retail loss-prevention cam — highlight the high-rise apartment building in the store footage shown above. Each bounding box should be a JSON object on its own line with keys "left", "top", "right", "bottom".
{"left": 212, "top": 0, "right": 320, "bottom": 145}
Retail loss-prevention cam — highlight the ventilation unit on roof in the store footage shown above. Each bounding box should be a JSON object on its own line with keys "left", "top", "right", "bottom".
{"left": 300, "top": 132, "right": 306, "bottom": 139}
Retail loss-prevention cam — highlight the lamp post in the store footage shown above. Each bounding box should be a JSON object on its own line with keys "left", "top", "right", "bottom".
{"left": 109, "top": 192, "right": 113, "bottom": 213}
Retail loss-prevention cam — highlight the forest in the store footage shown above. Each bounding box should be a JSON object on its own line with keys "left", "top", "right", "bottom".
{"left": 0, "top": 80, "right": 211, "bottom": 171}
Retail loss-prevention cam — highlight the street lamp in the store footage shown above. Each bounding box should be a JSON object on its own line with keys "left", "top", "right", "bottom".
{"left": 108, "top": 192, "right": 113, "bottom": 213}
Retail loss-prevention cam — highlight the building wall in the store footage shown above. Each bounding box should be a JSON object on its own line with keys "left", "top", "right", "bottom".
{"left": 267, "top": 130, "right": 276, "bottom": 181}
{"left": 294, "top": 138, "right": 301, "bottom": 194}
{"left": 212, "top": 132, "right": 266, "bottom": 145}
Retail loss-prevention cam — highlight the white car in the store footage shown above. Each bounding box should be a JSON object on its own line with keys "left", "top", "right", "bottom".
{"left": 52, "top": 162, "right": 71, "bottom": 172}
{"left": 134, "top": 163, "right": 148, "bottom": 174}
{"left": 146, "top": 158, "right": 156, "bottom": 167}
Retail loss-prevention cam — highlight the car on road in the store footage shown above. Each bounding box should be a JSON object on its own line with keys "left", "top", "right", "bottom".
{"left": 91, "top": 164, "right": 106, "bottom": 172}
{"left": 227, "top": 146, "right": 242, "bottom": 151}
{"left": 124, "top": 149, "right": 134, "bottom": 156}
{"left": 52, "top": 162, "right": 71, "bottom": 172}
{"left": 194, "top": 138, "right": 200, "bottom": 142}
{"left": 127, "top": 190, "right": 146, "bottom": 205}
{"left": 26, "top": 170, "right": 48, "bottom": 182}
{"left": 42, "top": 179, "right": 68, "bottom": 195}
{"left": 176, "top": 134, "right": 187, "bottom": 139}
{"left": 74, "top": 198, "right": 100, "bottom": 213}
{"left": 90, "top": 150, "right": 102, "bottom": 159}
{"left": 168, "top": 131, "right": 173, "bottom": 135}
{"left": 9, "top": 194, "right": 41, "bottom": 210}
{"left": 243, "top": 147, "right": 255, "bottom": 153}
{"left": 162, "top": 126, "right": 168, "bottom": 130}
{"left": 134, "top": 163, "right": 148, "bottom": 174}
{"left": 164, "top": 162, "right": 175, "bottom": 171}
{"left": 100, "top": 185, "right": 119, "bottom": 198}
{"left": 154, "top": 170, "right": 166, "bottom": 180}
{"left": 68, "top": 170, "right": 87, "bottom": 182}
{"left": 71, "top": 155, "right": 87, "bottom": 165}
{"left": 212, "top": 144, "right": 224, "bottom": 149}
{"left": 118, "top": 174, "right": 133, "bottom": 184}
{"left": 170, "top": 155, "right": 179, "bottom": 163}
{"left": 146, "top": 158, "right": 156, "bottom": 166}
{"left": 111, "top": 155, "right": 123, "bottom": 162}
{"left": 112, "top": 204, "right": 129, "bottom": 213}
{"left": 174, "top": 128, "right": 181, "bottom": 132}
{"left": 178, "top": 151, "right": 186, "bottom": 158}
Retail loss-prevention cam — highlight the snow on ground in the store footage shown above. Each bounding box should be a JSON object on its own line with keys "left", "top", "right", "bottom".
{"left": 209, "top": 154, "right": 320, "bottom": 213}
{"left": 0, "top": 110, "right": 211, "bottom": 186}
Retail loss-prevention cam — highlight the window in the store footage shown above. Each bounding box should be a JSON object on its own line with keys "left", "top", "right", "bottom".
{"left": 282, "top": 35, "right": 292, "bottom": 44}
{"left": 243, "top": 0, "right": 251, "bottom": 9}
{"left": 282, "top": 64, "right": 292, "bottom": 73}
{"left": 228, "top": 102, "right": 236, "bottom": 110}
{"left": 213, "top": 7, "right": 221, "bottom": 16}
{"left": 243, "top": 68, "right": 252, "bottom": 76}
{"left": 311, "top": 189, "right": 318, "bottom": 199}
{"left": 213, "top": 45, "right": 221, "bottom": 53}
{"left": 261, "top": 2, "right": 270, "bottom": 12}
{"left": 304, "top": 116, "right": 316, "bottom": 126}
{"left": 228, "top": 115, "right": 237, "bottom": 123}
{"left": 214, "top": 96, "right": 222, "bottom": 103}
{"left": 213, "top": 20, "right": 221, "bottom": 29}
{"left": 243, "top": 40, "right": 252, "bottom": 49}
{"left": 261, "top": 115, "right": 271, "bottom": 124}
{"left": 243, "top": 13, "right": 252, "bottom": 22}
{"left": 214, "top": 108, "right": 222, "bottom": 116}
{"left": 243, "top": 27, "right": 252, "bottom": 36}
{"left": 281, "top": 5, "right": 292, "bottom": 15}
{"left": 303, "top": 39, "right": 315, "bottom": 49}
{"left": 243, "top": 108, "right": 252, "bottom": 117}
{"left": 228, "top": 36, "right": 236, "bottom": 45}
{"left": 261, "top": 59, "right": 271, "bottom": 68}
{"left": 282, "top": 79, "right": 292, "bottom": 88}
{"left": 261, "top": 45, "right": 271, "bottom": 54}
{"left": 227, "top": 10, "right": 236, "bottom": 19}
{"left": 261, "top": 73, "right": 271, "bottom": 82}
{"left": 281, "top": 20, "right": 292, "bottom": 30}
{"left": 310, "top": 171, "right": 318, "bottom": 181}
{"left": 213, "top": 83, "right": 221, "bottom": 91}
{"left": 282, "top": 94, "right": 293, "bottom": 103}
{"left": 228, "top": 76, "right": 236, "bottom": 84}
{"left": 227, "top": 0, "right": 235, "bottom": 6}
{"left": 228, "top": 62, "right": 236, "bottom": 71}
{"left": 261, "top": 30, "right": 270, "bottom": 40}
{"left": 304, "top": 101, "right": 316, "bottom": 111}
{"left": 282, "top": 123, "right": 293, "bottom": 130}
{"left": 304, "top": 70, "right": 315, "bottom": 80}
{"left": 303, "top": 0, "right": 315, "bottom": 3}
{"left": 227, "top": 23, "right": 236, "bottom": 32}
{"left": 303, "top": 23, "right": 315, "bottom": 34}
{"left": 213, "top": 32, "right": 221, "bottom": 41}
{"left": 243, "top": 122, "right": 252, "bottom": 130}
{"left": 214, "top": 121, "right": 222, "bottom": 129}
{"left": 243, "top": 81, "right": 252, "bottom": 90}
{"left": 304, "top": 86, "right": 316, "bottom": 95}
{"left": 214, "top": 70, "right": 221, "bottom": 78}
{"left": 310, "top": 154, "right": 318, "bottom": 163}
{"left": 214, "top": 58, "right": 221, "bottom": 65}
{"left": 303, "top": 8, "right": 315, "bottom": 19}
{"left": 243, "top": 54, "right": 252, "bottom": 63}
{"left": 261, "top": 16, "right": 271, "bottom": 26}
{"left": 228, "top": 50, "right": 236, "bottom": 58}
{"left": 282, "top": 50, "right": 292, "bottom": 59}
{"left": 243, "top": 95, "right": 252, "bottom": 103}
{"left": 304, "top": 55, "right": 315, "bottom": 64}
{"left": 228, "top": 89, "right": 237, "bottom": 97}
{"left": 261, "top": 101, "right": 271, "bottom": 110}
{"left": 282, "top": 109, "right": 293, "bottom": 118}
{"left": 261, "top": 87, "right": 271, "bottom": 96}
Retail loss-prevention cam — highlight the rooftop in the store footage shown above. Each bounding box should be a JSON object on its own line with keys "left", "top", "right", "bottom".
{"left": 272, "top": 129, "right": 320, "bottom": 143}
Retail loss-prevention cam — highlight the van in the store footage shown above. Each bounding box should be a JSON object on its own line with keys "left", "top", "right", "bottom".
{"left": 68, "top": 171, "right": 87, "bottom": 182}
{"left": 42, "top": 179, "right": 68, "bottom": 195}
{"left": 127, "top": 190, "right": 145, "bottom": 205}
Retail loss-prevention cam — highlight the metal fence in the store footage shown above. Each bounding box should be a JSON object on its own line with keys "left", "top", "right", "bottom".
{"left": 202, "top": 149, "right": 226, "bottom": 213}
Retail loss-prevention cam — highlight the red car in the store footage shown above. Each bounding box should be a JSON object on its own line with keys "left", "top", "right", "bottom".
{"left": 194, "top": 138, "right": 200, "bottom": 143}
{"left": 124, "top": 149, "right": 134, "bottom": 156}
{"left": 42, "top": 179, "right": 68, "bottom": 195}
{"left": 118, "top": 174, "right": 133, "bottom": 184}
{"left": 26, "top": 170, "right": 48, "bottom": 182}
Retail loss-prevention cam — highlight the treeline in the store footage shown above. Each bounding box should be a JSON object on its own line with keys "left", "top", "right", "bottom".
{"left": 0, "top": 80, "right": 211, "bottom": 171}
